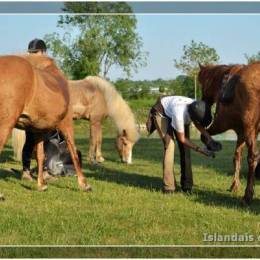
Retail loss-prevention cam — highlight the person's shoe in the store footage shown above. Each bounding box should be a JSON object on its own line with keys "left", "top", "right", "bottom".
{"left": 21, "top": 170, "right": 34, "bottom": 181}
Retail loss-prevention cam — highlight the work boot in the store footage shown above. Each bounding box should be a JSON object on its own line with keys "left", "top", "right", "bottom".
{"left": 21, "top": 170, "right": 34, "bottom": 181}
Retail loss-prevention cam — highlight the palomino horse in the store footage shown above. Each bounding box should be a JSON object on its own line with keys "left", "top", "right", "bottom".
{"left": 0, "top": 55, "right": 91, "bottom": 197}
{"left": 12, "top": 76, "right": 139, "bottom": 165}
{"left": 70, "top": 76, "right": 139, "bottom": 164}
{"left": 198, "top": 63, "right": 260, "bottom": 204}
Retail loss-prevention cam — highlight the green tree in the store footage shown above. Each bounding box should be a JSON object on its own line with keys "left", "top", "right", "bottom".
{"left": 172, "top": 75, "right": 194, "bottom": 97}
{"left": 174, "top": 40, "right": 220, "bottom": 99}
{"left": 44, "top": 2, "right": 147, "bottom": 79}
{"left": 245, "top": 52, "right": 260, "bottom": 64}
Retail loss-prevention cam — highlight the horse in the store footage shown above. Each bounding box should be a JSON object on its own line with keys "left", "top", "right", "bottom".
{"left": 198, "top": 63, "right": 260, "bottom": 204}
{"left": 12, "top": 76, "right": 139, "bottom": 165}
{"left": 199, "top": 63, "right": 260, "bottom": 193}
{"left": 0, "top": 54, "right": 91, "bottom": 198}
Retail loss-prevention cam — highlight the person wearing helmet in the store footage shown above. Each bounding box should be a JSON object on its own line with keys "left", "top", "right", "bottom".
{"left": 146, "top": 95, "right": 221, "bottom": 194}
{"left": 27, "top": 38, "right": 47, "bottom": 55}
{"left": 21, "top": 38, "right": 52, "bottom": 181}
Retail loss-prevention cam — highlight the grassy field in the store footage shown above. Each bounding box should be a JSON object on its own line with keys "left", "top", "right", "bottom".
{"left": 0, "top": 121, "right": 260, "bottom": 257}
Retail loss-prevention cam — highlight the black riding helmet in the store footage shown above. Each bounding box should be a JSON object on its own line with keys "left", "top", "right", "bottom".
{"left": 28, "top": 38, "right": 47, "bottom": 53}
{"left": 188, "top": 100, "right": 212, "bottom": 127}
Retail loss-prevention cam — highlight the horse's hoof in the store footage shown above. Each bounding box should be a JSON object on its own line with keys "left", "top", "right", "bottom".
{"left": 38, "top": 185, "right": 48, "bottom": 192}
{"left": 0, "top": 193, "right": 5, "bottom": 201}
{"left": 80, "top": 184, "right": 92, "bottom": 192}
{"left": 229, "top": 182, "right": 240, "bottom": 193}
{"left": 96, "top": 157, "right": 105, "bottom": 163}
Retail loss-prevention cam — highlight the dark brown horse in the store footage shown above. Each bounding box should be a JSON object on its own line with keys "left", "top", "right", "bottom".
{"left": 198, "top": 63, "right": 260, "bottom": 204}
{"left": 0, "top": 55, "right": 91, "bottom": 198}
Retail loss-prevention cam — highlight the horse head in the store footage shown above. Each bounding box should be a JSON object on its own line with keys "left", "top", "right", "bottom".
{"left": 198, "top": 64, "right": 221, "bottom": 106}
{"left": 116, "top": 130, "right": 135, "bottom": 164}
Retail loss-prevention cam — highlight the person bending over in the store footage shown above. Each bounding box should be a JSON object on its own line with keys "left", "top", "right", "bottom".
{"left": 146, "top": 95, "right": 221, "bottom": 193}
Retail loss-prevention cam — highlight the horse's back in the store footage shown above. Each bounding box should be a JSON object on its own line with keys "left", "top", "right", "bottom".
{"left": 69, "top": 79, "right": 107, "bottom": 120}
{"left": 0, "top": 55, "right": 34, "bottom": 90}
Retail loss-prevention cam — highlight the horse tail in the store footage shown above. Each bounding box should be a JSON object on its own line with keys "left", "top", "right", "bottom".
{"left": 85, "top": 76, "right": 139, "bottom": 143}
{"left": 11, "top": 128, "right": 26, "bottom": 161}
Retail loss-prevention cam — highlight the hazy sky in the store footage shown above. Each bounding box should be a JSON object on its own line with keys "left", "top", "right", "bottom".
{"left": 0, "top": 14, "right": 260, "bottom": 80}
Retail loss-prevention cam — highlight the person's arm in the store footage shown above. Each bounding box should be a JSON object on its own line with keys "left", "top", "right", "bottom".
{"left": 175, "top": 131, "right": 214, "bottom": 157}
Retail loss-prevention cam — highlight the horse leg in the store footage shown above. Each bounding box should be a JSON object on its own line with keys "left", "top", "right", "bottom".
{"left": 35, "top": 140, "right": 47, "bottom": 191}
{"left": 95, "top": 120, "right": 105, "bottom": 163}
{"left": 229, "top": 136, "right": 245, "bottom": 192}
{"left": 88, "top": 120, "right": 97, "bottom": 164}
{"left": 0, "top": 124, "right": 17, "bottom": 200}
{"left": 243, "top": 133, "right": 259, "bottom": 204}
{"left": 58, "top": 123, "right": 91, "bottom": 191}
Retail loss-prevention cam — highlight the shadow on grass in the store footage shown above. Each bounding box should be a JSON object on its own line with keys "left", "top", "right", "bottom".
{"left": 87, "top": 165, "right": 260, "bottom": 214}
{"left": 59, "top": 137, "right": 239, "bottom": 179}
{"left": 191, "top": 187, "right": 260, "bottom": 214}
{"left": 87, "top": 166, "right": 162, "bottom": 192}
{"left": 0, "top": 169, "right": 20, "bottom": 181}
{"left": 0, "top": 144, "right": 16, "bottom": 163}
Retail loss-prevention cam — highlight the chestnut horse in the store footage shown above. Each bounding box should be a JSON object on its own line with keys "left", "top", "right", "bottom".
{"left": 0, "top": 55, "right": 91, "bottom": 198}
{"left": 12, "top": 76, "right": 139, "bottom": 164}
{"left": 198, "top": 63, "right": 260, "bottom": 204}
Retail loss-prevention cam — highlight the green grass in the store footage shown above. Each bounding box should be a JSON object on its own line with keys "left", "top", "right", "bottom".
{"left": 0, "top": 123, "right": 260, "bottom": 257}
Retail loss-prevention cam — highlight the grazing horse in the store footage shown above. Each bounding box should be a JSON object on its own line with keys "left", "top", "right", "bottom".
{"left": 12, "top": 76, "right": 139, "bottom": 165}
{"left": 198, "top": 63, "right": 260, "bottom": 204}
{"left": 0, "top": 55, "right": 91, "bottom": 197}
{"left": 69, "top": 76, "right": 139, "bottom": 164}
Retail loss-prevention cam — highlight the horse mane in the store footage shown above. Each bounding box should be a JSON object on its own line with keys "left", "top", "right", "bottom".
{"left": 199, "top": 64, "right": 244, "bottom": 95}
{"left": 199, "top": 64, "right": 231, "bottom": 93}
{"left": 85, "top": 76, "right": 139, "bottom": 143}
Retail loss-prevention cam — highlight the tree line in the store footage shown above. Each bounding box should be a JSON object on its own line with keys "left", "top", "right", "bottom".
{"left": 114, "top": 76, "right": 194, "bottom": 100}
{"left": 44, "top": 2, "right": 260, "bottom": 100}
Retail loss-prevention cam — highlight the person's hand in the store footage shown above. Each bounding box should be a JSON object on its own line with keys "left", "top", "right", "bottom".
{"left": 198, "top": 147, "right": 215, "bottom": 158}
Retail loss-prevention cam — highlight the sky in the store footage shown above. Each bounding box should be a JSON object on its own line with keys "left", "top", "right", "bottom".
{"left": 0, "top": 14, "right": 260, "bottom": 80}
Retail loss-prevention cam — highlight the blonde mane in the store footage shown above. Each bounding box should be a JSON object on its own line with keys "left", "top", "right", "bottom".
{"left": 85, "top": 76, "right": 139, "bottom": 143}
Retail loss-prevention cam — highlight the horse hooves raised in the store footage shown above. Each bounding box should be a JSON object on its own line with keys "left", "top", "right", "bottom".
{"left": 80, "top": 184, "right": 92, "bottom": 192}
{"left": 0, "top": 193, "right": 5, "bottom": 201}
{"left": 38, "top": 185, "right": 48, "bottom": 192}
